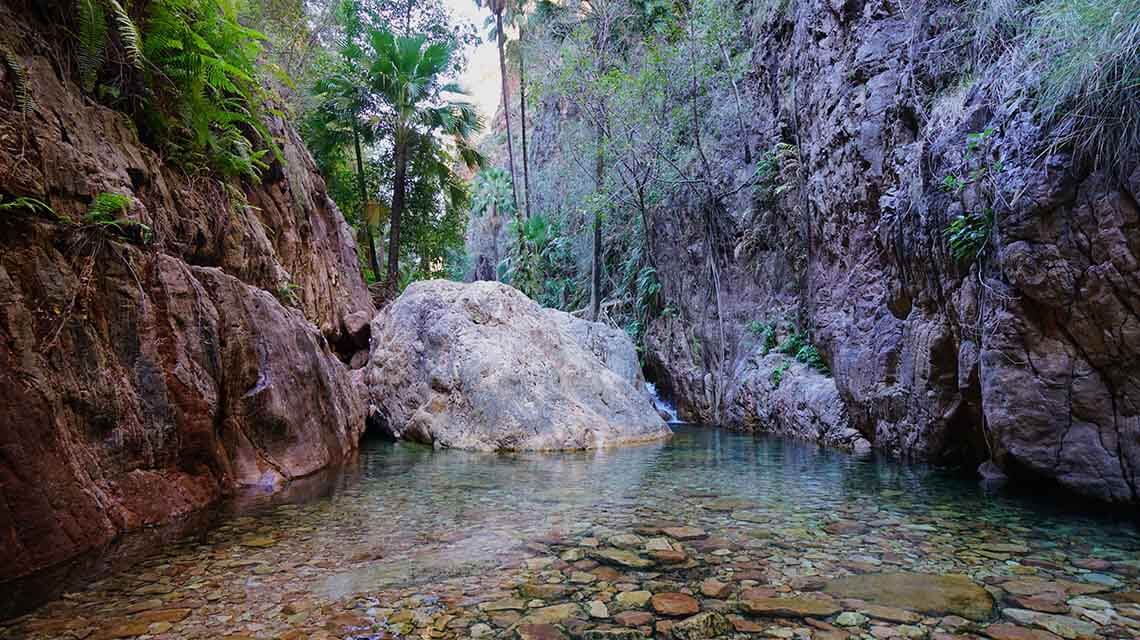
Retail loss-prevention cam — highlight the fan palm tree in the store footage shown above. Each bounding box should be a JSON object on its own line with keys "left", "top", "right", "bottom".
{"left": 370, "top": 28, "right": 483, "bottom": 290}
{"left": 311, "top": 49, "right": 384, "bottom": 278}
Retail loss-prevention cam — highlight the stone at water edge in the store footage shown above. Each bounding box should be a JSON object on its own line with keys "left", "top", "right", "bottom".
{"left": 364, "top": 280, "right": 671, "bottom": 451}
{"left": 858, "top": 605, "right": 923, "bottom": 624}
{"left": 823, "top": 573, "right": 995, "bottom": 621}
{"left": 519, "top": 603, "right": 584, "bottom": 625}
{"left": 982, "top": 623, "right": 1064, "bottom": 640}
{"left": 582, "top": 629, "right": 647, "bottom": 640}
{"left": 662, "top": 526, "right": 707, "bottom": 540}
{"left": 614, "top": 591, "right": 653, "bottom": 609}
{"left": 738, "top": 597, "right": 842, "bottom": 618}
{"left": 835, "top": 612, "right": 869, "bottom": 627}
{"left": 614, "top": 611, "right": 654, "bottom": 627}
{"left": 700, "top": 578, "right": 732, "bottom": 598}
{"left": 1000, "top": 609, "right": 1099, "bottom": 640}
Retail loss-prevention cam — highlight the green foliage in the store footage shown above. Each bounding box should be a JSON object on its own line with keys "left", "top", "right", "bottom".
{"left": 471, "top": 168, "right": 516, "bottom": 218}
{"left": 775, "top": 331, "right": 829, "bottom": 374}
{"left": 142, "top": 0, "right": 276, "bottom": 181}
{"left": 87, "top": 192, "right": 132, "bottom": 218}
{"left": 770, "top": 360, "right": 790, "bottom": 388}
{"left": 940, "top": 174, "right": 966, "bottom": 194}
{"left": 0, "top": 195, "right": 56, "bottom": 218}
{"left": 777, "top": 332, "right": 805, "bottom": 356}
{"left": 69, "top": 0, "right": 275, "bottom": 181}
{"left": 946, "top": 209, "right": 994, "bottom": 263}
{"left": 795, "top": 344, "right": 828, "bottom": 374}
{"left": 1026, "top": 0, "right": 1140, "bottom": 170}
{"left": 941, "top": 128, "right": 1002, "bottom": 266}
{"left": 276, "top": 281, "right": 300, "bottom": 306}
{"left": 82, "top": 192, "right": 153, "bottom": 243}
{"left": 2, "top": 46, "right": 33, "bottom": 114}
{"left": 76, "top": 0, "right": 109, "bottom": 92}
{"left": 747, "top": 320, "right": 778, "bottom": 355}
{"left": 366, "top": 25, "right": 483, "bottom": 286}
{"left": 971, "top": 0, "right": 1140, "bottom": 172}
{"left": 502, "top": 213, "right": 580, "bottom": 308}
{"left": 75, "top": 0, "right": 144, "bottom": 92}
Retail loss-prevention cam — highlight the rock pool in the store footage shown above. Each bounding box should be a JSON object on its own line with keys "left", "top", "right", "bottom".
{"left": 3, "top": 426, "right": 1138, "bottom": 640}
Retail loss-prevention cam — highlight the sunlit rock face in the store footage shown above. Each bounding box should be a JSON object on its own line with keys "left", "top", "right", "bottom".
{"left": 365, "top": 280, "right": 671, "bottom": 450}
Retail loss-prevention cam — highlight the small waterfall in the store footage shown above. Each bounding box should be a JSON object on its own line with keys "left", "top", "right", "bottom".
{"left": 645, "top": 382, "right": 684, "bottom": 424}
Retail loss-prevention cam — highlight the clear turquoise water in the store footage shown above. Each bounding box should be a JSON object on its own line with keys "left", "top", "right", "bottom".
{"left": 4, "top": 425, "right": 1138, "bottom": 639}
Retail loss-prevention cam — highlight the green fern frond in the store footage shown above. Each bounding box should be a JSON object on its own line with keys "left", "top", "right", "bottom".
{"left": 1, "top": 46, "right": 33, "bottom": 114}
{"left": 107, "top": 0, "right": 143, "bottom": 69}
{"left": 76, "top": 0, "right": 107, "bottom": 92}
{"left": 0, "top": 196, "right": 55, "bottom": 217}
{"left": 86, "top": 191, "right": 133, "bottom": 220}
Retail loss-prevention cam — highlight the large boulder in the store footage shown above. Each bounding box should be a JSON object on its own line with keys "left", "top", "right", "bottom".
{"left": 364, "top": 280, "right": 671, "bottom": 450}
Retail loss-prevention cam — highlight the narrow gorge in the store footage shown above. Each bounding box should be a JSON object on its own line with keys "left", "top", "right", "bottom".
{"left": 1, "top": 0, "right": 1138, "bottom": 639}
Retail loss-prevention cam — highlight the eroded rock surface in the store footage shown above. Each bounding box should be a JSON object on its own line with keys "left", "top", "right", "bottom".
{"left": 364, "top": 280, "right": 670, "bottom": 450}
{"left": 0, "top": 6, "right": 371, "bottom": 581}
{"left": 630, "top": 1, "right": 1140, "bottom": 502}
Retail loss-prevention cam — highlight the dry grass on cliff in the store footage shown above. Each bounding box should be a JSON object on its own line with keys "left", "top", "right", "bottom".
{"left": 974, "top": 0, "right": 1140, "bottom": 173}
{"left": 1027, "top": 0, "right": 1140, "bottom": 173}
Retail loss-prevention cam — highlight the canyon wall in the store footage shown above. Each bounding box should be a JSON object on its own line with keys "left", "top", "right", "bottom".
{"left": 0, "top": 3, "right": 373, "bottom": 582}
{"left": 652, "top": 0, "right": 1139, "bottom": 502}
{"left": 484, "top": 0, "right": 1139, "bottom": 503}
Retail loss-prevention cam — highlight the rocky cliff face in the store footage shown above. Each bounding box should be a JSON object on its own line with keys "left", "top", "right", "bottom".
{"left": 494, "top": 0, "right": 1139, "bottom": 502}
{"left": 0, "top": 4, "right": 372, "bottom": 582}
{"left": 647, "top": 0, "right": 1139, "bottom": 502}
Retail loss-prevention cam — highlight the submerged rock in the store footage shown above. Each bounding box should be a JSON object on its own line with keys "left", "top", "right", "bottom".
{"left": 365, "top": 280, "right": 670, "bottom": 450}
{"left": 738, "top": 597, "right": 841, "bottom": 618}
{"left": 824, "top": 573, "right": 995, "bottom": 621}
{"left": 671, "top": 612, "right": 732, "bottom": 640}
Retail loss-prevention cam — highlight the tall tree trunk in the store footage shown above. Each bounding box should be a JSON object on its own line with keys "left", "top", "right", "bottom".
{"left": 590, "top": 126, "right": 604, "bottom": 321}
{"left": 496, "top": 11, "right": 519, "bottom": 212}
{"left": 519, "top": 31, "right": 532, "bottom": 220}
{"left": 353, "top": 119, "right": 382, "bottom": 278}
{"left": 387, "top": 137, "right": 408, "bottom": 290}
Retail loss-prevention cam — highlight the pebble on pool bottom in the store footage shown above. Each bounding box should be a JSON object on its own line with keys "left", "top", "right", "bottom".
{"left": 2, "top": 427, "right": 1138, "bottom": 640}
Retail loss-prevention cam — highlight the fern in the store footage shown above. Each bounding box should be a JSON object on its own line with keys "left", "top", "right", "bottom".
{"left": 67, "top": 0, "right": 277, "bottom": 181}
{"left": 141, "top": 0, "right": 277, "bottom": 181}
{"left": 1, "top": 46, "right": 32, "bottom": 114}
{"left": 83, "top": 192, "right": 153, "bottom": 243}
{"left": 77, "top": 0, "right": 108, "bottom": 92}
{"left": 108, "top": 0, "right": 144, "bottom": 69}
{"left": 0, "top": 196, "right": 56, "bottom": 217}
{"left": 86, "top": 192, "right": 132, "bottom": 218}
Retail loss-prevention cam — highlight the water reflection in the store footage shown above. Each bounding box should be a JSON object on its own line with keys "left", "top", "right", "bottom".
{"left": 3, "top": 425, "right": 1137, "bottom": 634}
